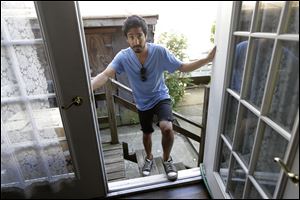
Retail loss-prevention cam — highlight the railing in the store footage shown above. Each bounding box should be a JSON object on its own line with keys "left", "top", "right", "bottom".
{"left": 94, "top": 78, "right": 210, "bottom": 165}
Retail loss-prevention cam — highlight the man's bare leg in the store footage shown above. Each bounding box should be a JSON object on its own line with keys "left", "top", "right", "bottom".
{"left": 143, "top": 133, "right": 153, "bottom": 160}
{"left": 159, "top": 121, "right": 174, "bottom": 161}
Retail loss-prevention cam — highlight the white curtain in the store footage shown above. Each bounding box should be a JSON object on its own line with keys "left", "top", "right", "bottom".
{"left": 1, "top": 1, "right": 74, "bottom": 198}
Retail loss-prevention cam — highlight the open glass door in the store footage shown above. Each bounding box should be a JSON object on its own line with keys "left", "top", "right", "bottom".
{"left": 204, "top": 1, "right": 299, "bottom": 199}
{"left": 1, "top": 1, "right": 107, "bottom": 198}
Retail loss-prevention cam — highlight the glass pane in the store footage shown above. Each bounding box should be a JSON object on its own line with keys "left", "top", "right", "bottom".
{"left": 1, "top": 2, "right": 42, "bottom": 40}
{"left": 256, "top": 1, "right": 284, "bottom": 33}
{"left": 229, "top": 37, "right": 248, "bottom": 93}
{"left": 16, "top": 147, "right": 47, "bottom": 180}
{"left": 228, "top": 157, "right": 246, "bottom": 199}
{"left": 1, "top": 1, "right": 74, "bottom": 188}
{"left": 245, "top": 39, "right": 274, "bottom": 109}
{"left": 246, "top": 181, "right": 264, "bottom": 199}
{"left": 286, "top": 1, "right": 299, "bottom": 34}
{"left": 1, "top": 47, "right": 22, "bottom": 98}
{"left": 236, "top": 2, "right": 255, "bottom": 32}
{"left": 218, "top": 140, "right": 231, "bottom": 185}
{"left": 223, "top": 95, "right": 239, "bottom": 143}
{"left": 235, "top": 106, "right": 258, "bottom": 166}
{"left": 268, "top": 41, "right": 299, "bottom": 133}
{"left": 254, "top": 123, "right": 288, "bottom": 197}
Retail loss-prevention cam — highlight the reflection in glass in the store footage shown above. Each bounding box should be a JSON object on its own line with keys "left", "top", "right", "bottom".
{"left": 247, "top": 181, "right": 263, "bottom": 199}
{"left": 229, "top": 37, "right": 248, "bottom": 93}
{"left": 286, "top": 1, "right": 299, "bottom": 34}
{"left": 268, "top": 41, "right": 299, "bottom": 132}
{"left": 218, "top": 140, "right": 231, "bottom": 185}
{"left": 256, "top": 1, "right": 284, "bottom": 33}
{"left": 223, "top": 95, "right": 239, "bottom": 143}
{"left": 228, "top": 158, "right": 246, "bottom": 199}
{"left": 235, "top": 106, "right": 258, "bottom": 166}
{"left": 236, "top": 1, "right": 255, "bottom": 31}
{"left": 245, "top": 39, "right": 274, "bottom": 109}
{"left": 254, "top": 124, "right": 288, "bottom": 197}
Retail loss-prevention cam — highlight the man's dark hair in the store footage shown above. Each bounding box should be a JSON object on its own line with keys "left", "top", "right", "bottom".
{"left": 122, "top": 15, "right": 148, "bottom": 37}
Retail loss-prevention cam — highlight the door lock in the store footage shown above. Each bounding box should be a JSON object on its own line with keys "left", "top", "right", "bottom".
{"left": 61, "top": 96, "right": 83, "bottom": 110}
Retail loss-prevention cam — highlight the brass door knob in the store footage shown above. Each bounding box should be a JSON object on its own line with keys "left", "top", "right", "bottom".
{"left": 274, "top": 157, "right": 299, "bottom": 184}
{"left": 61, "top": 96, "right": 83, "bottom": 110}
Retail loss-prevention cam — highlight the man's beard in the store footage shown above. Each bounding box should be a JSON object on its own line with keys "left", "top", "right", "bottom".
{"left": 132, "top": 45, "right": 144, "bottom": 53}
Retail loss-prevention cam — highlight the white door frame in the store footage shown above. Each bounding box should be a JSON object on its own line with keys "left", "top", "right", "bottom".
{"left": 204, "top": 1, "right": 299, "bottom": 199}
{"left": 35, "top": 2, "right": 107, "bottom": 198}
{"left": 204, "top": 1, "right": 234, "bottom": 199}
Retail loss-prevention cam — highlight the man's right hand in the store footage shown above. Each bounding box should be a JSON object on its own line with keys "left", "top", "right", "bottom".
{"left": 206, "top": 46, "right": 217, "bottom": 62}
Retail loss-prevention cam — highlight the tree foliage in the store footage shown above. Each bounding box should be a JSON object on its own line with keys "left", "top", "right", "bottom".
{"left": 157, "top": 32, "right": 192, "bottom": 108}
{"left": 210, "top": 21, "right": 216, "bottom": 44}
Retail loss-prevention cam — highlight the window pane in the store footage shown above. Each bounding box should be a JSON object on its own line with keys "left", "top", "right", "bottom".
{"left": 229, "top": 37, "right": 248, "bottom": 93}
{"left": 16, "top": 147, "right": 48, "bottom": 180}
{"left": 268, "top": 41, "right": 299, "bottom": 132}
{"left": 223, "top": 95, "right": 239, "bottom": 143}
{"left": 235, "top": 106, "right": 258, "bottom": 166}
{"left": 1, "top": 47, "right": 22, "bottom": 98}
{"left": 254, "top": 123, "right": 288, "bottom": 197}
{"left": 228, "top": 157, "right": 246, "bottom": 199}
{"left": 1, "top": 1, "right": 74, "bottom": 188}
{"left": 1, "top": 2, "right": 42, "bottom": 40}
{"left": 256, "top": 1, "right": 284, "bottom": 33}
{"left": 236, "top": 1, "right": 255, "bottom": 32}
{"left": 286, "top": 1, "right": 299, "bottom": 34}
{"left": 245, "top": 39, "right": 274, "bottom": 109}
{"left": 246, "top": 181, "right": 264, "bottom": 199}
{"left": 218, "top": 140, "right": 231, "bottom": 185}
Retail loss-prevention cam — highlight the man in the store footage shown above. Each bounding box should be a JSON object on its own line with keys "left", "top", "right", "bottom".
{"left": 92, "top": 15, "right": 216, "bottom": 181}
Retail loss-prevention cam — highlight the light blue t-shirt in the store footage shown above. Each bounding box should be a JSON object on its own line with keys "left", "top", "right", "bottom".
{"left": 109, "top": 43, "right": 183, "bottom": 111}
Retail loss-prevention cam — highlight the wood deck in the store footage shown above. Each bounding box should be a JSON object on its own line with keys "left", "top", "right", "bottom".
{"left": 135, "top": 149, "right": 186, "bottom": 176}
{"left": 102, "top": 143, "right": 126, "bottom": 182}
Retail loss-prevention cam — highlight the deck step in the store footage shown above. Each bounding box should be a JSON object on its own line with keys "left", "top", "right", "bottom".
{"left": 102, "top": 142, "right": 126, "bottom": 182}
{"left": 136, "top": 149, "right": 186, "bottom": 176}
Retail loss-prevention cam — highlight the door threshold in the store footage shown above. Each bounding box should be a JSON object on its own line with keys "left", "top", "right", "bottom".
{"left": 107, "top": 167, "right": 202, "bottom": 198}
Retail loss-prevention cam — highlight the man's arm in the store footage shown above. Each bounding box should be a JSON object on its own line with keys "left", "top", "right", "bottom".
{"left": 178, "top": 46, "right": 216, "bottom": 72}
{"left": 91, "top": 66, "right": 116, "bottom": 91}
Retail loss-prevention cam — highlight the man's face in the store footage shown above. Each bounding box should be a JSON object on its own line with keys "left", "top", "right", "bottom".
{"left": 126, "top": 27, "right": 146, "bottom": 53}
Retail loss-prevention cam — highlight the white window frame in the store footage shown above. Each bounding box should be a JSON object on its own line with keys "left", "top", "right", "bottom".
{"left": 204, "top": 1, "right": 299, "bottom": 199}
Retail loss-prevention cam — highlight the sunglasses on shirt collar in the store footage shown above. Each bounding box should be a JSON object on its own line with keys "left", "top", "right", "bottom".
{"left": 140, "top": 66, "right": 147, "bottom": 81}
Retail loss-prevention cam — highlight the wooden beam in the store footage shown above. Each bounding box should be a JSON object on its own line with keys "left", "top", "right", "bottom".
{"left": 113, "top": 95, "right": 137, "bottom": 113}
{"left": 98, "top": 116, "right": 109, "bottom": 124}
{"left": 105, "top": 80, "right": 119, "bottom": 144}
{"left": 173, "top": 111, "right": 203, "bottom": 129}
{"left": 198, "top": 85, "right": 210, "bottom": 165}
{"left": 94, "top": 92, "right": 106, "bottom": 101}
{"left": 110, "top": 78, "right": 133, "bottom": 93}
{"left": 173, "top": 124, "right": 201, "bottom": 142}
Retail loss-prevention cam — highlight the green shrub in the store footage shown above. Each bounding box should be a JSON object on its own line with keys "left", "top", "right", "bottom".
{"left": 157, "top": 32, "right": 192, "bottom": 108}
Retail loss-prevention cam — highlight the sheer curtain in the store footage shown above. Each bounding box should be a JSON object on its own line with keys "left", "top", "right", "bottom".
{"left": 1, "top": 1, "right": 74, "bottom": 198}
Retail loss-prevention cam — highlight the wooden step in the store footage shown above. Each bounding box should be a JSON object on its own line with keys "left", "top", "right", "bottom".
{"left": 102, "top": 142, "right": 126, "bottom": 182}
{"left": 135, "top": 149, "right": 186, "bottom": 177}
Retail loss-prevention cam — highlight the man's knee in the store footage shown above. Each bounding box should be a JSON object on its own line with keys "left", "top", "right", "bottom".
{"left": 160, "top": 121, "right": 173, "bottom": 135}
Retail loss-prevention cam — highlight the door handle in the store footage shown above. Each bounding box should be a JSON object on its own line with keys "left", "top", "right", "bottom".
{"left": 274, "top": 157, "right": 299, "bottom": 184}
{"left": 61, "top": 96, "right": 83, "bottom": 110}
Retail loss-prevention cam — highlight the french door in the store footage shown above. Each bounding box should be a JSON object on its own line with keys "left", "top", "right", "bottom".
{"left": 204, "top": 1, "right": 299, "bottom": 199}
{"left": 1, "top": 1, "right": 107, "bottom": 198}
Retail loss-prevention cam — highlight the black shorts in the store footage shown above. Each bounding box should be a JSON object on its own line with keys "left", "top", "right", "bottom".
{"left": 138, "top": 99, "right": 174, "bottom": 134}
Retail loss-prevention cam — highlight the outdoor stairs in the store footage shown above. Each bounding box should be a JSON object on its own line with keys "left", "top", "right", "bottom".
{"left": 135, "top": 149, "right": 186, "bottom": 176}
{"left": 102, "top": 142, "right": 126, "bottom": 182}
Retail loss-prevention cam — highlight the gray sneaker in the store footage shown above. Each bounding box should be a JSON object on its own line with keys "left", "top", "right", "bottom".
{"left": 142, "top": 158, "right": 153, "bottom": 176}
{"left": 163, "top": 157, "right": 178, "bottom": 181}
